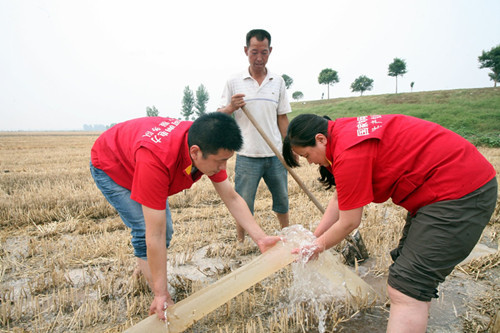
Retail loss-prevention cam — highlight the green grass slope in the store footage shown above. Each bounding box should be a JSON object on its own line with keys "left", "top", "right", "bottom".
{"left": 290, "top": 87, "right": 500, "bottom": 147}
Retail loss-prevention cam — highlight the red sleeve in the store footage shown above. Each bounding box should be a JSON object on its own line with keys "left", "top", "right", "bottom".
{"left": 208, "top": 170, "right": 228, "bottom": 183}
{"left": 130, "top": 147, "right": 170, "bottom": 210}
{"left": 334, "top": 140, "right": 377, "bottom": 211}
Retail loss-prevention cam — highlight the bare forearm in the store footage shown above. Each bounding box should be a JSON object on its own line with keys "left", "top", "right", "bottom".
{"left": 142, "top": 205, "right": 169, "bottom": 297}
{"left": 315, "top": 207, "right": 363, "bottom": 251}
{"left": 226, "top": 195, "right": 267, "bottom": 240}
{"left": 213, "top": 180, "right": 281, "bottom": 252}
{"left": 316, "top": 220, "right": 357, "bottom": 251}
{"left": 277, "top": 114, "right": 289, "bottom": 139}
{"left": 146, "top": 235, "right": 168, "bottom": 295}
{"left": 217, "top": 104, "right": 236, "bottom": 115}
{"left": 213, "top": 180, "right": 266, "bottom": 241}
{"left": 314, "top": 193, "right": 340, "bottom": 237}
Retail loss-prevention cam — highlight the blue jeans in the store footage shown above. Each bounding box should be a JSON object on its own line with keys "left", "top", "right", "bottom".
{"left": 90, "top": 162, "right": 173, "bottom": 260}
{"left": 234, "top": 155, "right": 289, "bottom": 214}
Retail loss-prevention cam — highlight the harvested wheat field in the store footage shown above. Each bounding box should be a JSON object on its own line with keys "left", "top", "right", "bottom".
{"left": 1, "top": 131, "right": 499, "bottom": 333}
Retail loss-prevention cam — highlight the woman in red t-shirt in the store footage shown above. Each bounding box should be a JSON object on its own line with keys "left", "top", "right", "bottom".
{"left": 283, "top": 114, "right": 497, "bottom": 333}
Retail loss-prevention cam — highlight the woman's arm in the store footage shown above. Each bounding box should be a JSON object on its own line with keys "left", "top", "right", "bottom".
{"left": 296, "top": 204, "right": 363, "bottom": 260}
{"left": 315, "top": 207, "right": 363, "bottom": 252}
{"left": 314, "top": 191, "right": 340, "bottom": 237}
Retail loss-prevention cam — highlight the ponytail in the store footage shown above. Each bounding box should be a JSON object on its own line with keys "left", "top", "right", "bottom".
{"left": 318, "top": 166, "right": 336, "bottom": 190}
{"left": 283, "top": 136, "right": 300, "bottom": 168}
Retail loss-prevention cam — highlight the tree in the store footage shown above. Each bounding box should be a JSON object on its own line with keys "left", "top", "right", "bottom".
{"left": 181, "top": 86, "right": 195, "bottom": 120}
{"left": 350, "top": 75, "right": 374, "bottom": 96}
{"left": 146, "top": 105, "right": 159, "bottom": 117}
{"left": 292, "top": 91, "right": 304, "bottom": 101}
{"left": 410, "top": 81, "right": 415, "bottom": 92}
{"left": 478, "top": 44, "right": 500, "bottom": 87}
{"left": 318, "top": 68, "right": 339, "bottom": 99}
{"left": 388, "top": 58, "right": 407, "bottom": 93}
{"left": 488, "top": 72, "right": 500, "bottom": 87}
{"left": 282, "top": 74, "right": 293, "bottom": 89}
{"left": 195, "top": 84, "right": 210, "bottom": 117}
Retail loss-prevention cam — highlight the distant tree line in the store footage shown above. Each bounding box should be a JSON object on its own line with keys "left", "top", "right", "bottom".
{"left": 93, "top": 44, "right": 500, "bottom": 130}
{"left": 282, "top": 58, "right": 409, "bottom": 101}
{"left": 83, "top": 124, "right": 110, "bottom": 131}
{"left": 284, "top": 43, "right": 499, "bottom": 101}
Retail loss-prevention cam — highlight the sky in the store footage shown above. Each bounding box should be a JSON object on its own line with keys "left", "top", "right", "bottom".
{"left": 1, "top": 0, "right": 499, "bottom": 131}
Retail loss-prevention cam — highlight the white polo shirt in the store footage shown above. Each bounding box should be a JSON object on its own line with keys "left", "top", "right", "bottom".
{"left": 220, "top": 70, "right": 292, "bottom": 157}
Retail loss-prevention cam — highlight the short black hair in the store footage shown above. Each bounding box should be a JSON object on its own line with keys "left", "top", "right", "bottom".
{"left": 188, "top": 112, "right": 243, "bottom": 156}
{"left": 246, "top": 29, "right": 271, "bottom": 47}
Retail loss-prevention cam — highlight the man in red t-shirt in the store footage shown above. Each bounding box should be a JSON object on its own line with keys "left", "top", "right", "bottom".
{"left": 90, "top": 112, "right": 280, "bottom": 321}
{"left": 283, "top": 114, "right": 497, "bottom": 333}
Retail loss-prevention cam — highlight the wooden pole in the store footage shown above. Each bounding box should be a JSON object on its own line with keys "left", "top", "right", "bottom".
{"left": 241, "top": 106, "right": 369, "bottom": 263}
{"left": 241, "top": 106, "right": 325, "bottom": 214}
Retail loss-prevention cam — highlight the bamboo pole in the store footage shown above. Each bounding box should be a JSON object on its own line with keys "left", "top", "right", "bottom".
{"left": 124, "top": 241, "right": 297, "bottom": 333}
{"left": 123, "top": 240, "right": 377, "bottom": 333}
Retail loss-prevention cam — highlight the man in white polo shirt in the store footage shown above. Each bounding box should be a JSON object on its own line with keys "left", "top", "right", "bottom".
{"left": 218, "top": 29, "right": 292, "bottom": 241}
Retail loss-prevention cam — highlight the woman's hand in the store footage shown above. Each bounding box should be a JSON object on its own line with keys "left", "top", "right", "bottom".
{"left": 292, "top": 239, "right": 326, "bottom": 262}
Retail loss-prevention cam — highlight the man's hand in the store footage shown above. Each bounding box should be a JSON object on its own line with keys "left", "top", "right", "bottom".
{"left": 149, "top": 293, "right": 174, "bottom": 321}
{"left": 229, "top": 93, "right": 246, "bottom": 112}
{"left": 256, "top": 236, "right": 281, "bottom": 253}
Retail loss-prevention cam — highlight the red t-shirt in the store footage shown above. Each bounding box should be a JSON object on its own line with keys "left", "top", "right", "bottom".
{"left": 91, "top": 117, "right": 227, "bottom": 210}
{"left": 325, "top": 114, "right": 496, "bottom": 215}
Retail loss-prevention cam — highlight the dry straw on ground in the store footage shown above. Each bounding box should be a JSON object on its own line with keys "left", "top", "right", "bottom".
{"left": 0, "top": 132, "right": 499, "bottom": 332}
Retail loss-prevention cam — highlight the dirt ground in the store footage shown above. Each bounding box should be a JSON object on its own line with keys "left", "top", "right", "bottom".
{"left": 0, "top": 133, "right": 499, "bottom": 332}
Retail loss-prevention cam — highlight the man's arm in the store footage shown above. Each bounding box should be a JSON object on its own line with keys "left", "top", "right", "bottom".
{"left": 142, "top": 205, "right": 173, "bottom": 320}
{"left": 276, "top": 76, "right": 291, "bottom": 138}
{"left": 212, "top": 179, "right": 281, "bottom": 252}
{"left": 277, "top": 114, "right": 289, "bottom": 139}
